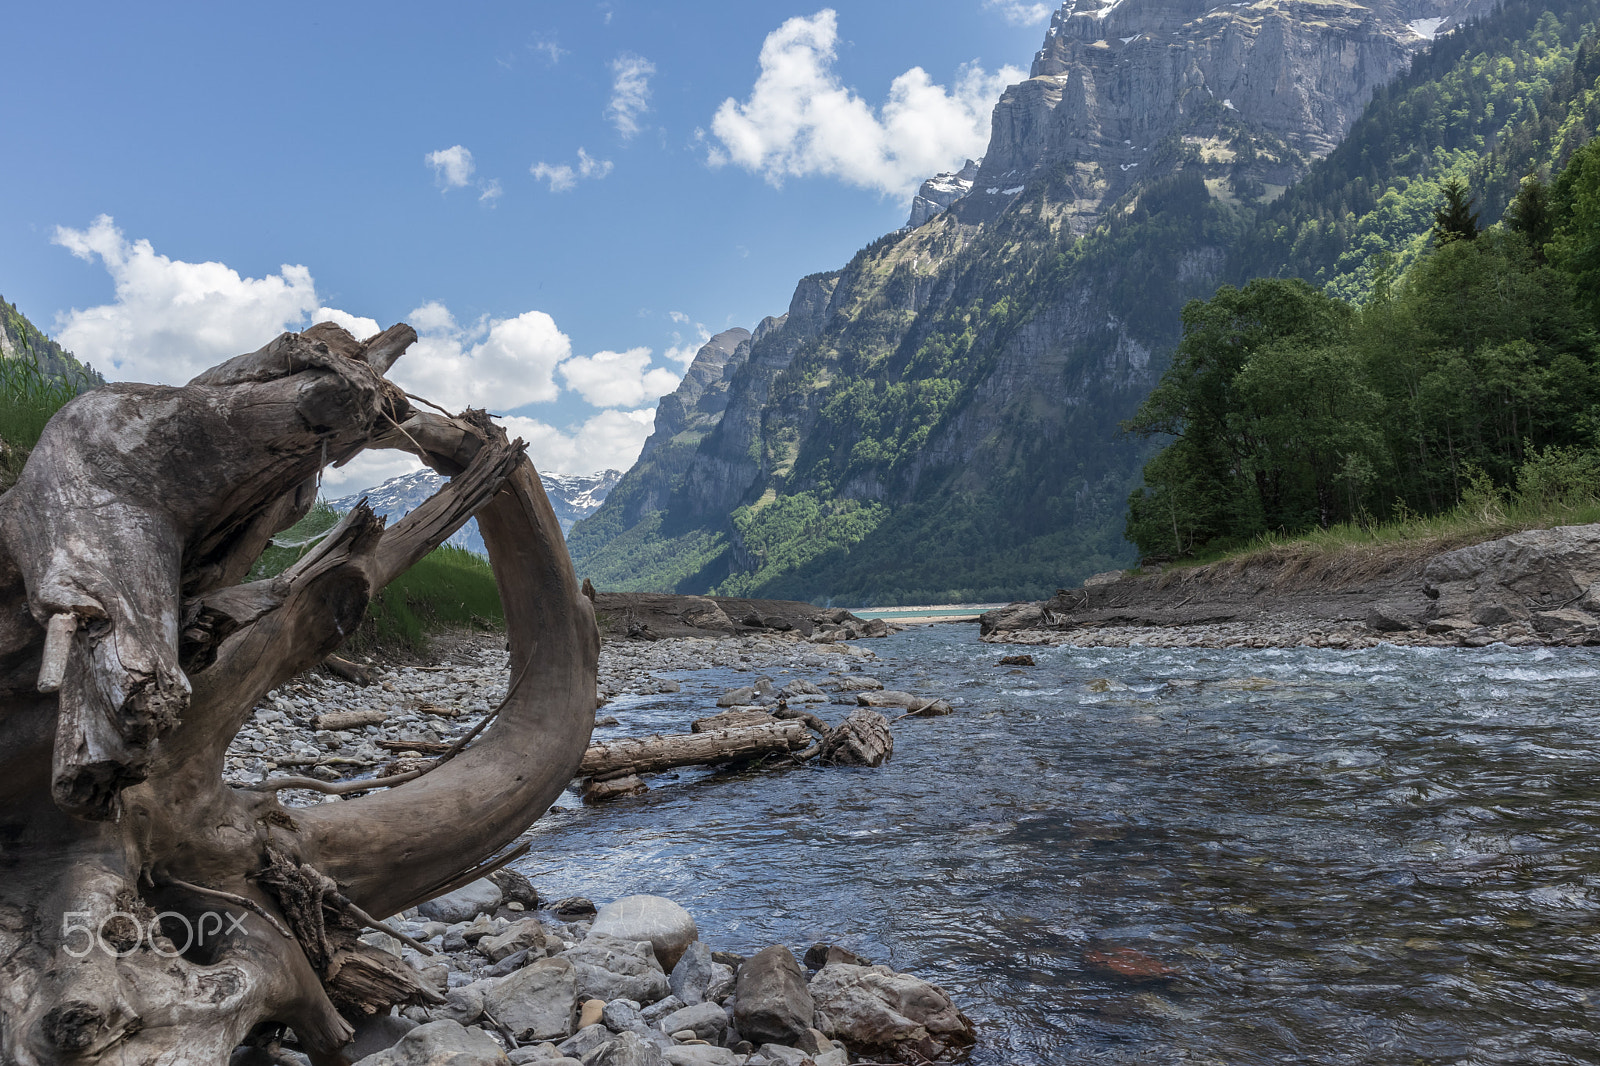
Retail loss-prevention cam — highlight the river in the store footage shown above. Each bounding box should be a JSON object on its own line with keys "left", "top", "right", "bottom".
{"left": 517, "top": 625, "right": 1600, "bottom": 1064}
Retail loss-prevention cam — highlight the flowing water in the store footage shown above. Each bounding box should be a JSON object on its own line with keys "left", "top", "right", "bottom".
{"left": 517, "top": 626, "right": 1600, "bottom": 1064}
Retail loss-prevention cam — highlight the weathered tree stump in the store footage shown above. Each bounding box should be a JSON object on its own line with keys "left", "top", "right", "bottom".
{"left": 817, "top": 709, "right": 894, "bottom": 767}
{"left": 0, "top": 323, "right": 598, "bottom": 1064}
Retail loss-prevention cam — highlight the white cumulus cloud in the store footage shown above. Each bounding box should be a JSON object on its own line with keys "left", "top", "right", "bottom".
{"left": 559, "top": 346, "right": 681, "bottom": 408}
{"left": 501, "top": 409, "right": 656, "bottom": 475}
{"left": 426, "top": 145, "right": 476, "bottom": 188}
{"left": 608, "top": 53, "right": 656, "bottom": 138}
{"left": 391, "top": 304, "right": 572, "bottom": 412}
{"left": 985, "top": 0, "right": 1054, "bottom": 25}
{"left": 531, "top": 148, "right": 613, "bottom": 192}
{"left": 313, "top": 306, "right": 381, "bottom": 340}
{"left": 708, "top": 9, "right": 1022, "bottom": 198}
{"left": 52, "top": 215, "right": 322, "bottom": 383}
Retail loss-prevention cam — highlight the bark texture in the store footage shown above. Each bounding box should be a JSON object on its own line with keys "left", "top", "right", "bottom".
{"left": 577, "top": 721, "right": 810, "bottom": 778}
{"left": 0, "top": 322, "right": 598, "bottom": 1065}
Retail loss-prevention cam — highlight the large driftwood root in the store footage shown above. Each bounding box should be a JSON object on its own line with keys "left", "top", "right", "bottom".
{"left": 0, "top": 323, "right": 597, "bottom": 1065}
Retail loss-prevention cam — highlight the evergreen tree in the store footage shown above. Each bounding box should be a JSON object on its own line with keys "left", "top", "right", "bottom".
{"left": 1505, "top": 173, "right": 1554, "bottom": 260}
{"left": 1432, "top": 177, "right": 1483, "bottom": 245}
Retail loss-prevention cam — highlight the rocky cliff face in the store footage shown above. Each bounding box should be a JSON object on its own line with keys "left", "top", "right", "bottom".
{"left": 568, "top": 0, "right": 1497, "bottom": 602}
{"left": 962, "top": 0, "right": 1491, "bottom": 232}
{"left": 905, "top": 159, "right": 981, "bottom": 228}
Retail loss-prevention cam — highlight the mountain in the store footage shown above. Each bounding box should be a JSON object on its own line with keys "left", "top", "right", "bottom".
{"left": 0, "top": 295, "right": 103, "bottom": 387}
{"left": 331, "top": 467, "right": 622, "bottom": 553}
{"left": 570, "top": 0, "right": 1579, "bottom": 606}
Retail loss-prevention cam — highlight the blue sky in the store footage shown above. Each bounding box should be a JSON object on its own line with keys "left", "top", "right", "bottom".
{"left": 2, "top": 1, "right": 1050, "bottom": 491}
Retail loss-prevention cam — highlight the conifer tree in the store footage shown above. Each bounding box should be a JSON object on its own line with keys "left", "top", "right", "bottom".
{"left": 1431, "top": 177, "right": 1482, "bottom": 245}
{"left": 1505, "top": 173, "right": 1553, "bottom": 260}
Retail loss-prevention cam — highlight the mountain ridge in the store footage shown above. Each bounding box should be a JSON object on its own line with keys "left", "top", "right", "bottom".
{"left": 331, "top": 467, "right": 621, "bottom": 554}
{"left": 570, "top": 0, "right": 1593, "bottom": 605}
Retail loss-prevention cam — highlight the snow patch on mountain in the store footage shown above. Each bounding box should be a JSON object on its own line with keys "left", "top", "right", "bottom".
{"left": 329, "top": 468, "right": 622, "bottom": 554}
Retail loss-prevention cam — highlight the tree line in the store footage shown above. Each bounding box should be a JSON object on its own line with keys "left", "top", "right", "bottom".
{"left": 1124, "top": 137, "right": 1600, "bottom": 558}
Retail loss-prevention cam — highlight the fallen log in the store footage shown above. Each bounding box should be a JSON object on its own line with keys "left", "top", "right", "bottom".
{"left": 324, "top": 654, "right": 374, "bottom": 685}
{"left": 578, "top": 721, "right": 810, "bottom": 777}
{"left": 313, "top": 709, "right": 389, "bottom": 731}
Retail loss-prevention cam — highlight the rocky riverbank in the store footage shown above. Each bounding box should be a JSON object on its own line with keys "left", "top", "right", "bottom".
{"left": 981, "top": 523, "right": 1600, "bottom": 651}
{"left": 223, "top": 631, "right": 885, "bottom": 788}
{"left": 227, "top": 625, "right": 975, "bottom": 1064}
{"left": 246, "top": 878, "right": 972, "bottom": 1065}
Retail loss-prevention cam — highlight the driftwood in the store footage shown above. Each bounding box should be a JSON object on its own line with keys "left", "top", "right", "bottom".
{"left": 322, "top": 655, "right": 373, "bottom": 686}
{"left": 578, "top": 721, "right": 810, "bottom": 778}
{"left": 0, "top": 322, "right": 598, "bottom": 1064}
{"left": 691, "top": 709, "right": 778, "bottom": 733}
{"left": 818, "top": 709, "right": 894, "bottom": 767}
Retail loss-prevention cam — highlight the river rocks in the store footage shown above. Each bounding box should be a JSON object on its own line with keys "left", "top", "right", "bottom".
{"left": 662, "top": 1048, "right": 741, "bottom": 1066}
{"left": 733, "top": 946, "right": 814, "bottom": 1047}
{"left": 808, "top": 962, "right": 975, "bottom": 1061}
{"left": 479, "top": 919, "right": 547, "bottom": 963}
{"left": 482, "top": 957, "right": 578, "bottom": 1043}
{"left": 1082, "top": 943, "right": 1178, "bottom": 982}
{"left": 655, "top": 1001, "right": 729, "bottom": 1042}
{"left": 998, "top": 653, "right": 1035, "bottom": 666}
{"left": 668, "top": 941, "right": 714, "bottom": 1005}
{"left": 679, "top": 598, "right": 735, "bottom": 632}
{"left": 1424, "top": 524, "right": 1600, "bottom": 622}
{"left": 978, "top": 601, "right": 1044, "bottom": 636}
{"left": 855, "top": 690, "right": 923, "bottom": 709}
{"left": 824, "top": 675, "right": 882, "bottom": 692}
{"left": 1365, "top": 604, "right": 1416, "bottom": 632}
{"left": 557, "top": 1024, "right": 612, "bottom": 1060}
{"left": 582, "top": 1033, "right": 667, "bottom": 1066}
{"left": 491, "top": 868, "right": 540, "bottom": 910}
{"left": 817, "top": 710, "right": 893, "bottom": 767}
{"left": 419, "top": 879, "right": 504, "bottom": 924}
{"left": 716, "top": 687, "right": 755, "bottom": 707}
{"left": 351, "top": 1020, "right": 511, "bottom": 1066}
{"left": 563, "top": 934, "right": 671, "bottom": 1005}
{"left": 590, "top": 896, "right": 699, "bottom": 972}
{"left": 600, "top": 998, "right": 650, "bottom": 1035}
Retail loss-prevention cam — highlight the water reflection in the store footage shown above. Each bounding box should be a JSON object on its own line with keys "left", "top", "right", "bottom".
{"left": 518, "top": 628, "right": 1600, "bottom": 1064}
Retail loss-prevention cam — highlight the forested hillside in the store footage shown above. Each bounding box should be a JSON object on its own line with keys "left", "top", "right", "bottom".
{"left": 1127, "top": 135, "right": 1600, "bottom": 557}
{"left": 1233, "top": 2, "right": 1600, "bottom": 296}
{"left": 573, "top": 0, "right": 1600, "bottom": 605}
{"left": 0, "top": 297, "right": 103, "bottom": 488}
{"left": 0, "top": 296, "right": 101, "bottom": 388}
